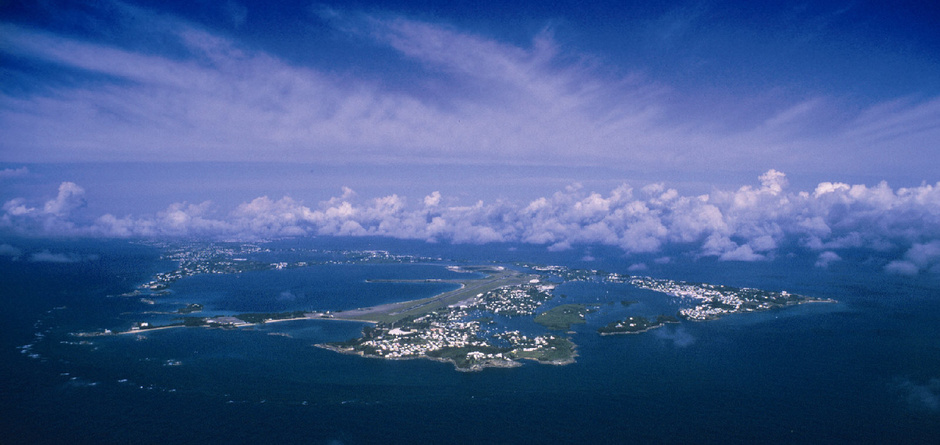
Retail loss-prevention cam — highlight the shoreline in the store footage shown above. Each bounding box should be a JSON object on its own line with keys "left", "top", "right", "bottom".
{"left": 598, "top": 323, "right": 670, "bottom": 336}
{"left": 314, "top": 343, "right": 524, "bottom": 372}
{"left": 84, "top": 313, "right": 354, "bottom": 337}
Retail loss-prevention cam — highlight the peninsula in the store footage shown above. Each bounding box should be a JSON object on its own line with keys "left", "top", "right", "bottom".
{"left": 318, "top": 266, "right": 578, "bottom": 371}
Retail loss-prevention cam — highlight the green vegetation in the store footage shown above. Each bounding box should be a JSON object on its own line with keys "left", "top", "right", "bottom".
{"left": 534, "top": 304, "right": 588, "bottom": 330}
{"left": 511, "top": 336, "right": 576, "bottom": 363}
{"left": 181, "top": 317, "right": 208, "bottom": 327}
{"left": 427, "top": 345, "right": 509, "bottom": 369}
{"left": 597, "top": 314, "right": 678, "bottom": 335}
{"left": 234, "top": 311, "right": 308, "bottom": 324}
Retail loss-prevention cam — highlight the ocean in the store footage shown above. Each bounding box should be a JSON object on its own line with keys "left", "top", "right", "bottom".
{"left": 2, "top": 237, "right": 939, "bottom": 444}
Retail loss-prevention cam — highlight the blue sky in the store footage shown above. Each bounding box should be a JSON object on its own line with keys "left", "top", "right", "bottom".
{"left": 2, "top": 0, "right": 939, "bottom": 176}
{"left": 2, "top": 1, "right": 940, "bottom": 273}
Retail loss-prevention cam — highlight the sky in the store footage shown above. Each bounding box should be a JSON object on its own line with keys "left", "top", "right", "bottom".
{"left": 1, "top": 0, "right": 940, "bottom": 274}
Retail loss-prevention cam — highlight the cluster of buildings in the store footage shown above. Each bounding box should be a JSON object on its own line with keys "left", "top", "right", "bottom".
{"left": 333, "top": 282, "right": 572, "bottom": 367}
{"left": 494, "top": 330, "right": 557, "bottom": 352}
{"left": 527, "top": 264, "right": 598, "bottom": 282}
{"left": 628, "top": 276, "right": 802, "bottom": 321}
{"left": 141, "top": 242, "right": 267, "bottom": 290}
{"left": 468, "top": 283, "right": 556, "bottom": 316}
{"left": 356, "top": 311, "right": 488, "bottom": 359}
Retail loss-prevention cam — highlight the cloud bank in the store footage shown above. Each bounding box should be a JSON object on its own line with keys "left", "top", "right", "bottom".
{"left": 4, "top": 170, "right": 940, "bottom": 274}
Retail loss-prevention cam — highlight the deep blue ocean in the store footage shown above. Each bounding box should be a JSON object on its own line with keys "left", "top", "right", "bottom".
{"left": 2, "top": 237, "right": 939, "bottom": 444}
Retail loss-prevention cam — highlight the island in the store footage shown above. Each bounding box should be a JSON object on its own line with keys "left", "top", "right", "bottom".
{"left": 85, "top": 242, "right": 835, "bottom": 372}
{"left": 177, "top": 303, "right": 203, "bottom": 314}
{"left": 598, "top": 315, "right": 679, "bottom": 335}
{"left": 622, "top": 275, "right": 835, "bottom": 320}
{"left": 534, "top": 304, "right": 588, "bottom": 331}
{"left": 318, "top": 266, "right": 578, "bottom": 371}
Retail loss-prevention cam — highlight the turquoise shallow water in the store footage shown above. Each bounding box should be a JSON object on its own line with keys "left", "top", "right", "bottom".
{"left": 2, "top": 237, "right": 939, "bottom": 444}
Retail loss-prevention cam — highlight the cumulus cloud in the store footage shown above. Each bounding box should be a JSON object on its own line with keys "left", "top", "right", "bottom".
{"left": 27, "top": 250, "right": 98, "bottom": 263}
{"left": 3, "top": 171, "right": 940, "bottom": 273}
{"left": 719, "top": 245, "right": 765, "bottom": 262}
{"left": 43, "top": 182, "right": 86, "bottom": 217}
{"left": 815, "top": 251, "right": 841, "bottom": 268}
{"left": 886, "top": 241, "right": 940, "bottom": 275}
{"left": 423, "top": 191, "right": 442, "bottom": 207}
{"left": 885, "top": 261, "right": 920, "bottom": 276}
{"left": 0, "top": 167, "right": 29, "bottom": 179}
{"left": 1, "top": 181, "right": 86, "bottom": 234}
{"left": 627, "top": 263, "right": 648, "bottom": 272}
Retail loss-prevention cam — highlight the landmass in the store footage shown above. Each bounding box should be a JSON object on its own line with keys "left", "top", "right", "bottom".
{"left": 177, "top": 303, "right": 203, "bottom": 314}
{"left": 534, "top": 304, "right": 588, "bottom": 330}
{"left": 318, "top": 267, "right": 577, "bottom": 371}
{"left": 622, "top": 275, "right": 835, "bottom": 321}
{"left": 86, "top": 242, "right": 835, "bottom": 372}
{"left": 598, "top": 315, "right": 679, "bottom": 335}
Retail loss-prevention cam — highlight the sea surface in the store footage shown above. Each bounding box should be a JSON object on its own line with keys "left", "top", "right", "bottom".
{"left": 2, "top": 237, "right": 939, "bottom": 444}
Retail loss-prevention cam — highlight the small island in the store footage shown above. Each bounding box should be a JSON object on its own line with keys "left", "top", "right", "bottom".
{"left": 624, "top": 276, "right": 834, "bottom": 321}
{"left": 534, "top": 304, "right": 588, "bottom": 331}
{"left": 177, "top": 303, "right": 203, "bottom": 314}
{"left": 598, "top": 315, "right": 679, "bottom": 335}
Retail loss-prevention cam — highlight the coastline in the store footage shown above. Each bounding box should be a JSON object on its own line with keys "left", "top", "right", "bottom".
{"left": 314, "top": 343, "right": 524, "bottom": 372}
{"left": 598, "top": 323, "right": 670, "bottom": 336}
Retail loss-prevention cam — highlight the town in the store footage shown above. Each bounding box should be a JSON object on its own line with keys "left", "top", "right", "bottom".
{"left": 624, "top": 275, "right": 832, "bottom": 321}
{"left": 320, "top": 281, "right": 577, "bottom": 371}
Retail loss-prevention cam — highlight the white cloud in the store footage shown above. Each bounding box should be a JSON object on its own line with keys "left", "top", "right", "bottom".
{"left": 814, "top": 251, "right": 841, "bottom": 268}
{"left": 1, "top": 182, "right": 86, "bottom": 235}
{"left": 904, "top": 241, "right": 940, "bottom": 268}
{"left": 423, "top": 191, "right": 442, "bottom": 207}
{"left": 2, "top": 198, "right": 34, "bottom": 216}
{"left": 885, "top": 260, "right": 919, "bottom": 276}
{"left": 886, "top": 241, "right": 940, "bottom": 275}
{"left": 719, "top": 244, "right": 765, "bottom": 262}
{"left": 43, "top": 182, "right": 86, "bottom": 217}
{"left": 0, "top": 167, "right": 29, "bottom": 179}
{"left": 27, "top": 250, "right": 97, "bottom": 263}
{"left": 3, "top": 171, "right": 940, "bottom": 274}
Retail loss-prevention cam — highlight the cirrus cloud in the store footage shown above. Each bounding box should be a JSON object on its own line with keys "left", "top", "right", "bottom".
{"left": 1, "top": 3, "right": 939, "bottom": 180}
